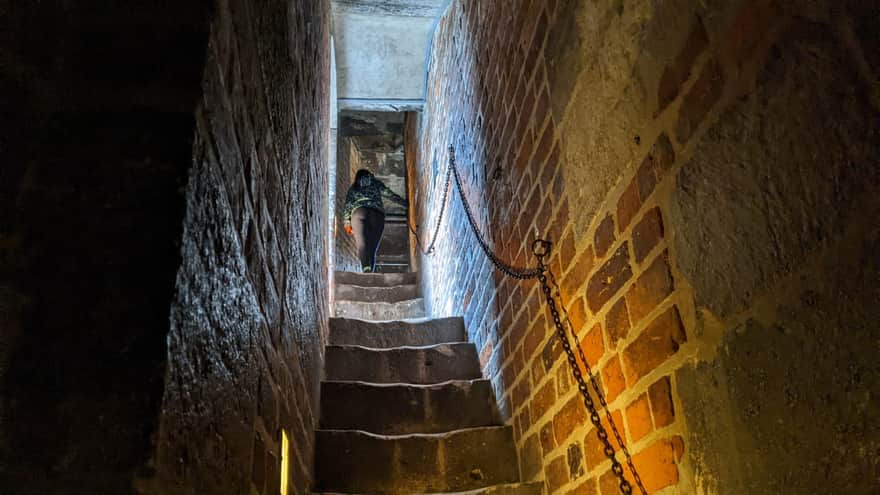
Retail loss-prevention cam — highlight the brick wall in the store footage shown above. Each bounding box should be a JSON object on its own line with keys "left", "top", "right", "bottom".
{"left": 413, "top": 1, "right": 880, "bottom": 494}
{"left": 147, "top": 1, "right": 331, "bottom": 494}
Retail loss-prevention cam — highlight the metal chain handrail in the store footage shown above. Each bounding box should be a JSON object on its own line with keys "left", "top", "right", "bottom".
{"left": 411, "top": 146, "right": 648, "bottom": 495}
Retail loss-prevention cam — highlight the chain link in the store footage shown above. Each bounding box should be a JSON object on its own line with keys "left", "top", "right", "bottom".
{"left": 411, "top": 146, "right": 647, "bottom": 494}
{"left": 545, "top": 267, "right": 648, "bottom": 495}
{"left": 410, "top": 151, "right": 454, "bottom": 256}
{"left": 412, "top": 146, "right": 543, "bottom": 279}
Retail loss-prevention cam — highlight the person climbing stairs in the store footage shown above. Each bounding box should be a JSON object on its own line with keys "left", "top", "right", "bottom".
{"left": 313, "top": 271, "right": 543, "bottom": 494}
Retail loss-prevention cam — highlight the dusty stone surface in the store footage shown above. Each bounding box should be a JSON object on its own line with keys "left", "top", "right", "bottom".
{"left": 329, "top": 316, "right": 466, "bottom": 347}
{"left": 677, "top": 222, "right": 880, "bottom": 494}
{"left": 671, "top": 21, "right": 880, "bottom": 495}
{"left": 336, "top": 281, "right": 419, "bottom": 303}
{"left": 333, "top": 5, "right": 439, "bottom": 100}
{"left": 320, "top": 379, "right": 499, "bottom": 434}
{"left": 335, "top": 297, "right": 427, "bottom": 320}
{"left": 670, "top": 23, "right": 880, "bottom": 318}
{"left": 335, "top": 270, "right": 418, "bottom": 287}
{"left": 325, "top": 343, "right": 482, "bottom": 384}
{"left": 314, "top": 427, "right": 519, "bottom": 493}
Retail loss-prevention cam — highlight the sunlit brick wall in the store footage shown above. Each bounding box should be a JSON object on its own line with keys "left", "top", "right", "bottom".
{"left": 413, "top": 0, "right": 880, "bottom": 493}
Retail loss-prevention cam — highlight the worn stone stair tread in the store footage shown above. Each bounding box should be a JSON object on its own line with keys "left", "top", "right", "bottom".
{"left": 335, "top": 283, "right": 419, "bottom": 303}
{"left": 313, "top": 481, "right": 545, "bottom": 495}
{"left": 316, "top": 425, "right": 509, "bottom": 440}
{"left": 320, "top": 379, "right": 499, "bottom": 434}
{"left": 335, "top": 298, "right": 426, "bottom": 320}
{"left": 314, "top": 426, "right": 519, "bottom": 493}
{"left": 335, "top": 271, "right": 418, "bottom": 287}
{"left": 324, "top": 343, "right": 482, "bottom": 384}
{"left": 329, "top": 317, "right": 466, "bottom": 348}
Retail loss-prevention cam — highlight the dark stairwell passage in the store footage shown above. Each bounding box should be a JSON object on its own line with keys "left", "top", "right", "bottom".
{"left": 335, "top": 112, "right": 413, "bottom": 274}
{"left": 3, "top": 0, "right": 879, "bottom": 494}
{"left": 316, "top": 271, "right": 542, "bottom": 495}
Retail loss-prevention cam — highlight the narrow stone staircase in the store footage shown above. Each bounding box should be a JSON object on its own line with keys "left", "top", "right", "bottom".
{"left": 314, "top": 271, "right": 542, "bottom": 495}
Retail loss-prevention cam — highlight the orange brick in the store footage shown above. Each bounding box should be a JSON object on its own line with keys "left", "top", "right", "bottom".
{"left": 594, "top": 214, "right": 616, "bottom": 258}
{"left": 631, "top": 207, "right": 664, "bottom": 264}
{"left": 540, "top": 421, "right": 556, "bottom": 455}
{"left": 630, "top": 436, "right": 685, "bottom": 493}
{"left": 523, "top": 314, "right": 547, "bottom": 361}
{"left": 562, "top": 247, "right": 595, "bottom": 307}
{"left": 625, "top": 252, "right": 674, "bottom": 325}
{"left": 554, "top": 395, "right": 588, "bottom": 445}
{"left": 531, "top": 378, "right": 557, "bottom": 421}
{"left": 566, "top": 479, "right": 599, "bottom": 495}
{"left": 622, "top": 306, "right": 686, "bottom": 385}
{"left": 545, "top": 455, "right": 570, "bottom": 494}
{"left": 556, "top": 362, "right": 573, "bottom": 396}
{"left": 586, "top": 243, "right": 632, "bottom": 313}
{"left": 567, "top": 297, "right": 588, "bottom": 335}
{"left": 579, "top": 323, "right": 605, "bottom": 371}
{"left": 512, "top": 378, "right": 532, "bottom": 411}
{"left": 583, "top": 409, "right": 625, "bottom": 470}
{"left": 616, "top": 179, "right": 641, "bottom": 233}
{"left": 648, "top": 376, "right": 675, "bottom": 428}
{"left": 625, "top": 394, "right": 653, "bottom": 442}
{"left": 605, "top": 298, "right": 631, "bottom": 348}
{"left": 532, "top": 354, "right": 548, "bottom": 383}
{"left": 598, "top": 468, "right": 619, "bottom": 495}
{"left": 600, "top": 355, "right": 626, "bottom": 403}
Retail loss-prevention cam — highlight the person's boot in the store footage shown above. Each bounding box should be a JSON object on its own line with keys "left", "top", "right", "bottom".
{"left": 362, "top": 266, "right": 372, "bottom": 273}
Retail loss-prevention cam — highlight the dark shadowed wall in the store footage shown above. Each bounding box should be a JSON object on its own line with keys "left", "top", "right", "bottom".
{"left": 1, "top": 1, "right": 212, "bottom": 493}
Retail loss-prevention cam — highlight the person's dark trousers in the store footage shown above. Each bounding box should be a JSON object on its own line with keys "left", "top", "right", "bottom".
{"left": 351, "top": 207, "right": 385, "bottom": 272}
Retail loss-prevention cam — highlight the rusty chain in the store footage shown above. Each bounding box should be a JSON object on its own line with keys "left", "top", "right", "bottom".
{"left": 411, "top": 146, "right": 648, "bottom": 495}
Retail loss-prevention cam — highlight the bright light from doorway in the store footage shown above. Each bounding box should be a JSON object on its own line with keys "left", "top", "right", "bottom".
{"left": 280, "top": 430, "right": 290, "bottom": 495}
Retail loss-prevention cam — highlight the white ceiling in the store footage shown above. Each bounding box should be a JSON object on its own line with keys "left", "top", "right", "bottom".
{"left": 331, "top": 0, "right": 448, "bottom": 109}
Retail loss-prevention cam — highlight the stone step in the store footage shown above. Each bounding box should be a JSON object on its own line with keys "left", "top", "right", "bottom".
{"left": 335, "top": 271, "right": 418, "bottom": 287}
{"left": 320, "top": 379, "right": 499, "bottom": 435}
{"left": 334, "top": 298, "right": 426, "bottom": 320}
{"left": 329, "top": 317, "right": 466, "bottom": 348}
{"left": 335, "top": 283, "right": 419, "bottom": 303}
{"left": 313, "top": 481, "right": 545, "bottom": 495}
{"left": 314, "top": 427, "right": 519, "bottom": 494}
{"left": 325, "top": 343, "right": 482, "bottom": 384}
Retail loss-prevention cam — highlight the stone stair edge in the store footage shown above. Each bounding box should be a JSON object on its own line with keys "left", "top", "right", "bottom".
{"left": 329, "top": 316, "right": 464, "bottom": 323}
{"left": 325, "top": 342, "right": 476, "bottom": 352}
{"left": 315, "top": 425, "right": 512, "bottom": 441}
{"left": 312, "top": 481, "right": 545, "bottom": 495}
{"left": 321, "top": 378, "right": 489, "bottom": 388}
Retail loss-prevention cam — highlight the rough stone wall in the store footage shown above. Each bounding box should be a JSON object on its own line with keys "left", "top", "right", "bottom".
{"left": 146, "top": 1, "right": 331, "bottom": 495}
{"left": 0, "top": 2, "right": 211, "bottom": 493}
{"left": 413, "top": 0, "right": 880, "bottom": 493}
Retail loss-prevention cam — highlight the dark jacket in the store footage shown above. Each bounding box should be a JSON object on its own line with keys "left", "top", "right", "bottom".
{"left": 343, "top": 178, "right": 408, "bottom": 226}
